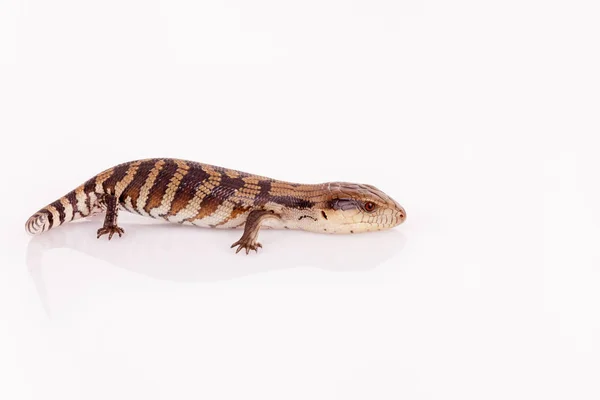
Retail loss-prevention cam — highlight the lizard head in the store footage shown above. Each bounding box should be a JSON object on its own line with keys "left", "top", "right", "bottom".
{"left": 319, "top": 182, "right": 406, "bottom": 233}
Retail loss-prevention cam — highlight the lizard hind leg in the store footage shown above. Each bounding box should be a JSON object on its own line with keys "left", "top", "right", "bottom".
{"left": 97, "top": 194, "right": 125, "bottom": 240}
{"left": 231, "top": 210, "right": 279, "bottom": 254}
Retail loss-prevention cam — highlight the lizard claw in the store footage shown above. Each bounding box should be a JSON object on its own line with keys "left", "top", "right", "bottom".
{"left": 97, "top": 226, "right": 125, "bottom": 240}
{"left": 230, "top": 239, "right": 262, "bottom": 255}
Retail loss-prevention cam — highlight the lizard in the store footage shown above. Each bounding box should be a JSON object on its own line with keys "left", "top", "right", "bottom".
{"left": 25, "top": 158, "right": 406, "bottom": 254}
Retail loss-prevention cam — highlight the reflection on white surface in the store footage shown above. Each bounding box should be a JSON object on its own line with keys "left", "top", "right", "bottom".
{"left": 26, "top": 219, "right": 406, "bottom": 314}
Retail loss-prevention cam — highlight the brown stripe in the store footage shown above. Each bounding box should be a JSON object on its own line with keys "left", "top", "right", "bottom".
{"left": 43, "top": 208, "right": 54, "bottom": 230}
{"left": 114, "top": 160, "right": 143, "bottom": 197}
{"left": 155, "top": 160, "right": 190, "bottom": 218}
{"left": 83, "top": 178, "right": 96, "bottom": 194}
{"left": 136, "top": 160, "right": 166, "bottom": 214}
{"left": 217, "top": 174, "right": 246, "bottom": 197}
{"left": 167, "top": 164, "right": 209, "bottom": 216}
{"left": 60, "top": 196, "right": 74, "bottom": 222}
{"left": 179, "top": 177, "right": 221, "bottom": 223}
{"left": 46, "top": 205, "right": 61, "bottom": 230}
{"left": 144, "top": 159, "right": 179, "bottom": 214}
{"left": 83, "top": 178, "right": 96, "bottom": 211}
{"left": 192, "top": 194, "right": 221, "bottom": 220}
{"left": 270, "top": 195, "right": 315, "bottom": 209}
{"left": 123, "top": 160, "right": 158, "bottom": 211}
{"left": 254, "top": 180, "right": 272, "bottom": 206}
{"left": 189, "top": 173, "right": 245, "bottom": 221}
{"left": 53, "top": 200, "right": 66, "bottom": 224}
{"left": 102, "top": 163, "right": 131, "bottom": 195}
{"left": 65, "top": 190, "right": 79, "bottom": 216}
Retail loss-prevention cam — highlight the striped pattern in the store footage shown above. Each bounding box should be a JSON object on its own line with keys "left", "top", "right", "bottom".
{"left": 24, "top": 158, "right": 407, "bottom": 246}
{"left": 25, "top": 159, "right": 316, "bottom": 234}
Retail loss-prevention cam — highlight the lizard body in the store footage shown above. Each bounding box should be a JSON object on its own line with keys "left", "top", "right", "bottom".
{"left": 25, "top": 158, "right": 406, "bottom": 253}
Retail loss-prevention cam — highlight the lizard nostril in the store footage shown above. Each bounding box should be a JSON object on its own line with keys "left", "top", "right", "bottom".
{"left": 397, "top": 209, "right": 406, "bottom": 221}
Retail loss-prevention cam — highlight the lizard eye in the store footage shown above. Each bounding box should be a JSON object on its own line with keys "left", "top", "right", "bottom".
{"left": 364, "top": 201, "right": 376, "bottom": 212}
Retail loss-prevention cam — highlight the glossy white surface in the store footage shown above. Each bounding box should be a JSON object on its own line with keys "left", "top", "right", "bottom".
{"left": 1, "top": 1, "right": 599, "bottom": 399}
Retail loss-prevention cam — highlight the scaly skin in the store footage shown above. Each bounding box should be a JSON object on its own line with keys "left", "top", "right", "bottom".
{"left": 25, "top": 158, "right": 406, "bottom": 254}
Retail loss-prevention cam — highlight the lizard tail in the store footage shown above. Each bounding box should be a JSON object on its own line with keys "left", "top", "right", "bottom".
{"left": 25, "top": 183, "right": 98, "bottom": 235}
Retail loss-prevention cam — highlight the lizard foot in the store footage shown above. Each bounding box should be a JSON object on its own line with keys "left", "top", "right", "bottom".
{"left": 230, "top": 239, "right": 262, "bottom": 255}
{"left": 97, "top": 226, "right": 125, "bottom": 240}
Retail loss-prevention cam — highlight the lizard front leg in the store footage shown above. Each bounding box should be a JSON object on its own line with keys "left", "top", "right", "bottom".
{"left": 97, "top": 194, "right": 125, "bottom": 240}
{"left": 231, "top": 210, "right": 280, "bottom": 254}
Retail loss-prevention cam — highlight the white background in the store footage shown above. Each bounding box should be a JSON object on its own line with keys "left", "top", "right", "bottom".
{"left": 1, "top": 0, "right": 599, "bottom": 399}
